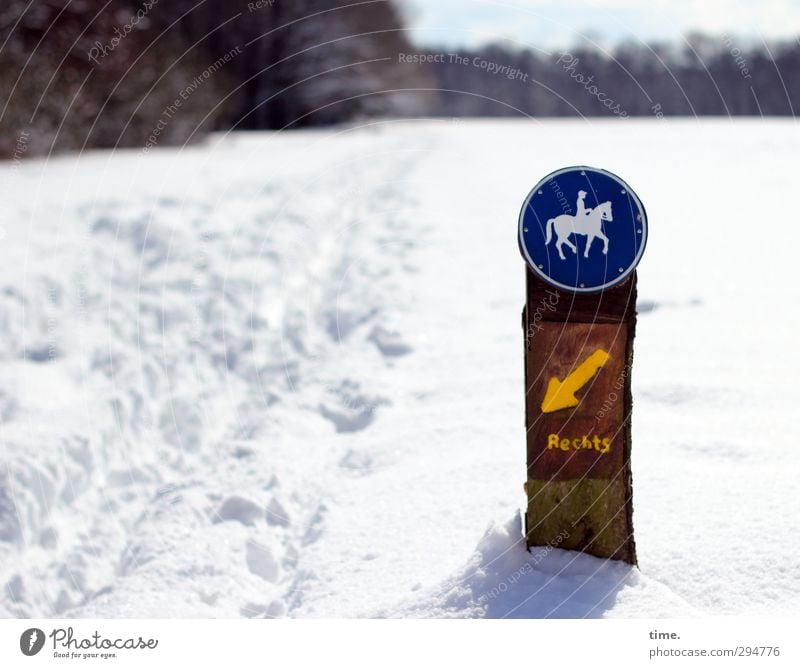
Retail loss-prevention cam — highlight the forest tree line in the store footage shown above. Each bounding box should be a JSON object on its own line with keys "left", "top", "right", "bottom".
{"left": 419, "top": 34, "right": 800, "bottom": 118}
{"left": 0, "top": 0, "right": 797, "bottom": 158}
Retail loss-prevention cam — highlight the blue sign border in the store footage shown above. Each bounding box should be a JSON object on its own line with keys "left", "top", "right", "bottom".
{"left": 518, "top": 166, "right": 648, "bottom": 293}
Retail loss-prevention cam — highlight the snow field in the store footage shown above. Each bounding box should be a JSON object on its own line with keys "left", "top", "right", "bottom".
{"left": 0, "top": 118, "right": 798, "bottom": 617}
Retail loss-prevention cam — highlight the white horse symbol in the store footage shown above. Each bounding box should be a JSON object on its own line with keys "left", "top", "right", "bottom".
{"left": 545, "top": 200, "right": 613, "bottom": 260}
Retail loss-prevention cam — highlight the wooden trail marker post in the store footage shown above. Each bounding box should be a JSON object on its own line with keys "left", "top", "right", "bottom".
{"left": 518, "top": 166, "right": 648, "bottom": 565}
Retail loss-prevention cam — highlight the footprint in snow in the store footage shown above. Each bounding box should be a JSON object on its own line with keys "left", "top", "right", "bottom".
{"left": 245, "top": 540, "right": 280, "bottom": 583}
{"left": 368, "top": 325, "right": 413, "bottom": 357}
{"left": 213, "top": 496, "right": 263, "bottom": 527}
{"left": 338, "top": 449, "right": 374, "bottom": 476}
{"left": 318, "top": 381, "right": 388, "bottom": 433}
{"left": 265, "top": 498, "right": 290, "bottom": 527}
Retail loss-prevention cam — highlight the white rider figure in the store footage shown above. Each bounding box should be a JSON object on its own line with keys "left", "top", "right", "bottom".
{"left": 576, "top": 190, "right": 592, "bottom": 218}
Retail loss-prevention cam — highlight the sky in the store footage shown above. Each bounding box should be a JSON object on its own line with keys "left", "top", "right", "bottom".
{"left": 401, "top": 0, "right": 800, "bottom": 49}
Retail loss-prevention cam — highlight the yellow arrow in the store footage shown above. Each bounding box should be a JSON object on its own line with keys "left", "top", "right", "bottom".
{"left": 541, "top": 348, "right": 610, "bottom": 413}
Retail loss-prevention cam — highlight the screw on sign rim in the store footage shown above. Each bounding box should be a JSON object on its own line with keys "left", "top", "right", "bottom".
{"left": 518, "top": 166, "right": 648, "bottom": 293}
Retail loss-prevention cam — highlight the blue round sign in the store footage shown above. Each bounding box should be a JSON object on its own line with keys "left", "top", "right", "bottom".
{"left": 518, "top": 166, "right": 647, "bottom": 292}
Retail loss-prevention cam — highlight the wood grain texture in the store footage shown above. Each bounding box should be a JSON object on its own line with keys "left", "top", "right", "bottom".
{"left": 523, "top": 266, "right": 637, "bottom": 564}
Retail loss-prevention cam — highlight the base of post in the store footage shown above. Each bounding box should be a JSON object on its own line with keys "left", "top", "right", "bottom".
{"left": 525, "top": 478, "right": 636, "bottom": 564}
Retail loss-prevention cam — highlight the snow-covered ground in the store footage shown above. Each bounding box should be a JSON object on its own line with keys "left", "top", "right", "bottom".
{"left": 0, "top": 119, "right": 798, "bottom": 618}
